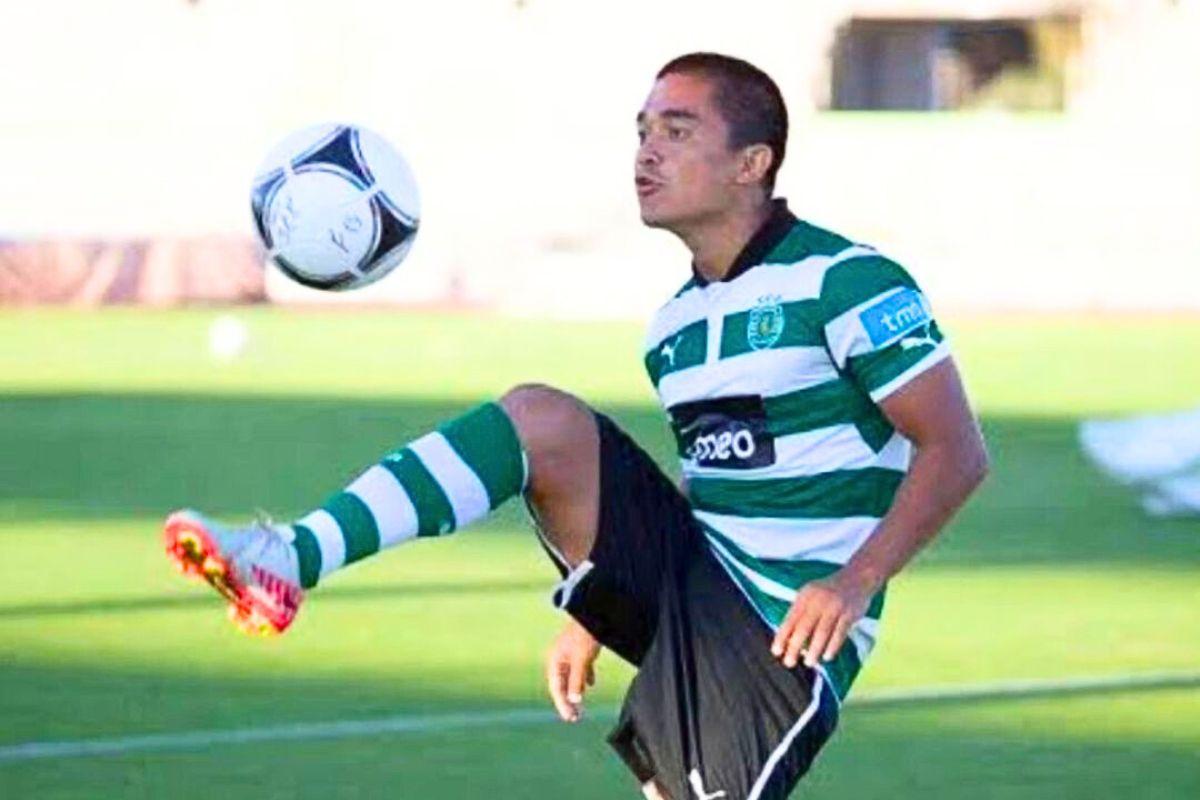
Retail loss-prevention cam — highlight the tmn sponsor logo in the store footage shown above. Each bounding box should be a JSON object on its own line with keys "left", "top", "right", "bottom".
{"left": 859, "top": 288, "right": 930, "bottom": 347}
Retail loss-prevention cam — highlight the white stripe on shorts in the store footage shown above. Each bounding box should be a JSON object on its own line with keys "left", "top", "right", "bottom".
{"left": 346, "top": 464, "right": 420, "bottom": 548}
{"left": 746, "top": 672, "right": 825, "bottom": 800}
{"left": 409, "top": 432, "right": 491, "bottom": 530}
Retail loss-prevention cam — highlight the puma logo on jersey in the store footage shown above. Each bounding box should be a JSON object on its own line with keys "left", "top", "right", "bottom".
{"left": 899, "top": 330, "right": 937, "bottom": 350}
{"left": 688, "top": 769, "right": 727, "bottom": 799}
{"left": 660, "top": 334, "right": 683, "bottom": 367}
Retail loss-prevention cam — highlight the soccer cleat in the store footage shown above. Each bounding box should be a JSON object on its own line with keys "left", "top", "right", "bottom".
{"left": 164, "top": 509, "right": 304, "bottom": 635}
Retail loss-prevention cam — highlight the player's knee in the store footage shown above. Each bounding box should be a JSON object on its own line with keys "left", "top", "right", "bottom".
{"left": 499, "top": 383, "right": 593, "bottom": 462}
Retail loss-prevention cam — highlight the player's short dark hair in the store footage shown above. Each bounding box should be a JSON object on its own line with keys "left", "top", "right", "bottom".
{"left": 656, "top": 52, "right": 788, "bottom": 194}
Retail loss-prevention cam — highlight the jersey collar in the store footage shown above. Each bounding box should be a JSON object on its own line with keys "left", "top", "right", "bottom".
{"left": 691, "top": 198, "right": 798, "bottom": 287}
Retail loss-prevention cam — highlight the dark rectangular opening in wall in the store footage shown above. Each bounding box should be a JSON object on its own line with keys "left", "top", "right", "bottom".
{"left": 830, "top": 16, "right": 1078, "bottom": 111}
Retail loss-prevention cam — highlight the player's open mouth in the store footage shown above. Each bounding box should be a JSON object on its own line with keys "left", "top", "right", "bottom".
{"left": 636, "top": 177, "right": 662, "bottom": 197}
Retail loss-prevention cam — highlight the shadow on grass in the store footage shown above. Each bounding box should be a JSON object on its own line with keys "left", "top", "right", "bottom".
{"left": 0, "top": 578, "right": 548, "bottom": 620}
{"left": 0, "top": 392, "right": 1196, "bottom": 570}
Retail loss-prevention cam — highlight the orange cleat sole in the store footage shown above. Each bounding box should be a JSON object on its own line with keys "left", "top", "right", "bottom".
{"left": 163, "top": 512, "right": 290, "bottom": 636}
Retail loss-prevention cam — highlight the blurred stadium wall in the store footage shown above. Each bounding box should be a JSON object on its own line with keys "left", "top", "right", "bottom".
{"left": 0, "top": 0, "right": 1195, "bottom": 314}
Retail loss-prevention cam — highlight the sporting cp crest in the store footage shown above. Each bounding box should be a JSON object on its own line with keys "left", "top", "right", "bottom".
{"left": 747, "top": 295, "right": 785, "bottom": 350}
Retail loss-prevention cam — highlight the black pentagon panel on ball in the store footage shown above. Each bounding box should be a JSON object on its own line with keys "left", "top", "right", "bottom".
{"left": 324, "top": 271, "right": 364, "bottom": 291}
{"left": 272, "top": 253, "right": 358, "bottom": 292}
{"left": 348, "top": 128, "right": 378, "bottom": 189}
{"left": 291, "top": 126, "right": 371, "bottom": 187}
{"left": 377, "top": 189, "right": 419, "bottom": 231}
{"left": 366, "top": 196, "right": 418, "bottom": 272}
{"left": 249, "top": 170, "right": 286, "bottom": 247}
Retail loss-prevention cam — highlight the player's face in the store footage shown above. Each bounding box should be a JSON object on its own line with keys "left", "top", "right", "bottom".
{"left": 635, "top": 73, "right": 741, "bottom": 230}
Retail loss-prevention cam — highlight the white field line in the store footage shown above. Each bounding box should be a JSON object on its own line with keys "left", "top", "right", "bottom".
{"left": 847, "top": 669, "right": 1200, "bottom": 708}
{"left": 1, "top": 670, "right": 1197, "bottom": 764}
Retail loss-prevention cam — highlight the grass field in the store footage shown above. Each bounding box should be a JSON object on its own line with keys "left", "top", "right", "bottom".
{"left": 0, "top": 308, "right": 1198, "bottom": 799}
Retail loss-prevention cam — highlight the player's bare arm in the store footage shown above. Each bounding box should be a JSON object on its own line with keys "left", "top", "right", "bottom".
{"left": 772, "top": 358, "right": 989, "bottom": 668}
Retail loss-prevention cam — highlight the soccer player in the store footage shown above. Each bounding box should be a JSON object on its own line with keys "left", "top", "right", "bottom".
{"left": 165, "top": 53, "right": 988, "bottom": 799}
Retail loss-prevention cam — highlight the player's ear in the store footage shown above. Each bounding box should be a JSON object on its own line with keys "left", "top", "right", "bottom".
{"left": 735, "top": 143, "right": 774, "bottom": 187}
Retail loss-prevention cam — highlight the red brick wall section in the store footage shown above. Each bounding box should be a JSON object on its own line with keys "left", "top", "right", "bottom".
{"left": 0, "top": 237, "right": 266, "bottom": 306}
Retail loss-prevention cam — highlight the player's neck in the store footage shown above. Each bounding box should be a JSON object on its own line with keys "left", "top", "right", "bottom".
{"left": 682, "top": 199, "right": 774, "bottom": 283}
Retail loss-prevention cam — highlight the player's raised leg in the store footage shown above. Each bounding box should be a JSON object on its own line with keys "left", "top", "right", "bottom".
{"left": 164, "top": 384, "right": 602, "bottom": 634}
{"left": 497, "top": 383, "right": 600, "bottom": 567}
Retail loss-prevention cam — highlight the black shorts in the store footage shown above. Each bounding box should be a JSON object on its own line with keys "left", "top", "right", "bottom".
{"left": 545, "top": 414, "right": 839, "bottom": 800}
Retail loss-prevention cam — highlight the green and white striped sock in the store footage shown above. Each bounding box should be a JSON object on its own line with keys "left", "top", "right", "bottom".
{"left": 288, "top": 402, "right": 526, "bottom": 588}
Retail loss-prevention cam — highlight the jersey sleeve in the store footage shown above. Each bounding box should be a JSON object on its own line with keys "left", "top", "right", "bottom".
{"left": 819, "top": 255, "right": 951, "bottom": 402}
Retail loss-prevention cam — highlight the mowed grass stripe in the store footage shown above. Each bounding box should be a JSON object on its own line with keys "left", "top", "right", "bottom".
{"left": 3, "top": 670, "right": 1196, "bottom": 763}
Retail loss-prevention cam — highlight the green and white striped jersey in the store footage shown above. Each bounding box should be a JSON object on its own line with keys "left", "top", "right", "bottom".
{"left": 644, "top": 200, "right": 949, "bottom": 699}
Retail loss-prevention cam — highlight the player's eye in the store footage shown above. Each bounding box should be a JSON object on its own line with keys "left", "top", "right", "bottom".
{"left": 636, "top": 127, "right": 648, "bottom": 144}
{"left": 667, "top": 126, "right": 689, "bottom": 142}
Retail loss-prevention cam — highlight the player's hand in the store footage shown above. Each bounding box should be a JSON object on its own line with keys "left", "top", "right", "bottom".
{"left": 546, "top": 618, "right": 600, "bottom": 723}
{"left": 771, "top": 569, "right": 877, "bottom": 670}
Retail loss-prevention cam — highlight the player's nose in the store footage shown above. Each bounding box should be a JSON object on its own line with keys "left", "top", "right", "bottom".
{"left": 636, "top": 139, "right": 662, "bottom": 168}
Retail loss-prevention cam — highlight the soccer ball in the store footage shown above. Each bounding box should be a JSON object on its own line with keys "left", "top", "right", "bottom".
{"left": 250, "top": 124, "right": 420, "bottom": 291}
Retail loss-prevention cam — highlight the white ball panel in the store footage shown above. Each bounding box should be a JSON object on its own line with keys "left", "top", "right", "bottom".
{"left": 264, "top": 169, "right": 377, "bottom": 280}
